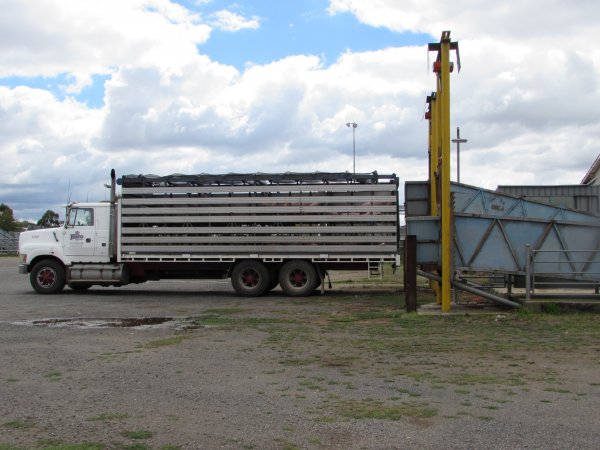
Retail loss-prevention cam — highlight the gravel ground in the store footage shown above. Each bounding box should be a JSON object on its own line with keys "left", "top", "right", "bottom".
{"left": 0, "top": 256, "right": 599, "bottom": 450}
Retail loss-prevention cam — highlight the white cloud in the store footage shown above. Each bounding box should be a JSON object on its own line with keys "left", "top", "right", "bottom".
{"left": 209, "top": 10, "right": 260, "bottom": 32}
{"left": 327, "top": 0, "right": 600, "bottom": 41}
{"left": 0, "top": 85, "right": 105, "bottom": 219}
{"left": 0, "top": 0, "right": 210, "bottom": 83}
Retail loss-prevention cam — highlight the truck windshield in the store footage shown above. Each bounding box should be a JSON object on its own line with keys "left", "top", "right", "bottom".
{"left": 67, "top": 208, "right": 94, "bottom": 227}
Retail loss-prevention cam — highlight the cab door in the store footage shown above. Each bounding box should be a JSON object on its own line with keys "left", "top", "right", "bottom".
{"left": 63, "top": 207, "right": 96, "bottom": 258}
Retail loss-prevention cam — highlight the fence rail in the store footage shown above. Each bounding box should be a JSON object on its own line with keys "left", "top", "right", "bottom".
{"left": 0, "top": 231, "right": 18, "bottom": 254}
{"left": 525, "top": 246, "right": 600, "bottom": 299}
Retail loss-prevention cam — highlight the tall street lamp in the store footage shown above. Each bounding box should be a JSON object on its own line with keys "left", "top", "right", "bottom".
{"left": 451, "top": 127, "right": 468, "bottom": 183}
{"left": 346, "top": 122, "right": 358, "bottom": 175}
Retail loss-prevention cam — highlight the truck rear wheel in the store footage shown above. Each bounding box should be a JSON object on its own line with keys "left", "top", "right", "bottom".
{"left": 30, "top": 259, "right": 66, "bottom": 294}
{"left": 279, "top": 260, "right": 318, "bottom": 297}
{"left": 231, "top": 260, "right": 271, "bottom": 297}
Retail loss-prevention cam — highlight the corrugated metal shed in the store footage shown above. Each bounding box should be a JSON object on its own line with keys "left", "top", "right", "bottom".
{"left": 496, "top": 184, "right": 600, "bottom": 216}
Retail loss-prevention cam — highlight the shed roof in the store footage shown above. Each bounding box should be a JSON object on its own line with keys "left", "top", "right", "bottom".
{"left": 582, "top": 153, "right": 600, "bottom": 184}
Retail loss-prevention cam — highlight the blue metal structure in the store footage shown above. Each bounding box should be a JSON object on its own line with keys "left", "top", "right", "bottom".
{"left": 406, "top": 181, "right": 600, "bottom": 288}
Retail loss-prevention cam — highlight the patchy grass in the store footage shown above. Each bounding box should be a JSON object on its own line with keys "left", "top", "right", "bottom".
{"left": 202, "top": 307, "right": 245, "bottom": 315}
{"left": 119, "top": 445, "right": 151, "bottom": 450}
{"left": 96, "top": 350, "right": 143, "bottom": 361}
{"left": 280, "top": 442, "right": 301, "bottom": 450}
{"left": 43, "top": 371, "right": 62, "bottom": 382}
{"left": 0, "top": 444, "right": 23, "bottom": 450}
{"left": 298, "top": 378, "right": 327, "bottom": 392}
{"left": 141, "top": 335, "right": 191, "bottom": 349}
{"left": 319, "top": 356, "right": 357, "bottom": 367}
{"left": 85, "top": 412, "right": 129, "bottom": 422}
{"left": 544, "top": 387, "right": 571, "bottom": 394}
{"left": 120, "top": 430, "right": 154, "bottom": 440}
{"left": 197, "top": 315, "right": 291, "bottom": 326}
{"left": 331, "top": 399, "right": 437, "bottom": 421}
{"left": 117, "top": 444, "right": 150, "bottom": 450}
{"left": 35, "top": 441, "right": 104, "bottom": 450}
{"left": 2, "top": 420, "right": 35, "bottom": 430}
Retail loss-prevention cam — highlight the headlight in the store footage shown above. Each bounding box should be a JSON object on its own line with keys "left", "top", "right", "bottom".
{"left": 19, "top": 254, "right": 27, "bottom": 263}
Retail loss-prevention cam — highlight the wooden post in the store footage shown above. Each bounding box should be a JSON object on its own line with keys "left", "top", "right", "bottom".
{"left": 405, "top": 235, "right": 417, "bottom": 312}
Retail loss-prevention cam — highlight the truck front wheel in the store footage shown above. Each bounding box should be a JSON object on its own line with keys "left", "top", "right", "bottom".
{"left": 279, "top": 260, "right": 318, "bottom": 297}
{"left": 30, "top": 259, "right": 66, "bottom": 294}
{"left": 231, "top": 261, "right": 271, "bottom": 297}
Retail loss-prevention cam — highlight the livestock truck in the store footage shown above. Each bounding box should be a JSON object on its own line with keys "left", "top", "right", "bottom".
{"left": 18, "top": 170, "right": 400, "bottom": 296}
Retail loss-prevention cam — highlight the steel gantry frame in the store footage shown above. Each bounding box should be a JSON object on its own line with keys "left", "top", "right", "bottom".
{"left": 408, "top": 31, "right": 600, "bottom": 308}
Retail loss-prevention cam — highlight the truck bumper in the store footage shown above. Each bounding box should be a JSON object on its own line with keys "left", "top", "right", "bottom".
{"left": 18, "top": 264, "right": 28, "bottom": 274}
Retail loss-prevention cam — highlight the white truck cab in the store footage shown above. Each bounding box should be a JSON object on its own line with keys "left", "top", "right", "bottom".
{"left": 19, "top": 202, "right": 112, "bottom": 293}
{"left": 62, "top": 203, "right": 111, "bottom": 261}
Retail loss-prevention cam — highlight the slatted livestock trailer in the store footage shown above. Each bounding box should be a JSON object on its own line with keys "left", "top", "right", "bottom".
{"left": 19, "top": 170, "right": 400, "bottom": 296}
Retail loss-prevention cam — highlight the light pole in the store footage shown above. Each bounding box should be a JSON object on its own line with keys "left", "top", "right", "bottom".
{"left": 346, "top": 122, "right": 357, "bottom": 175}
{"left": 451, "top": 127, "right": 467, "bottom": 183}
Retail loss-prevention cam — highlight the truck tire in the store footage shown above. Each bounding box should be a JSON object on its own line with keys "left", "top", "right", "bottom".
{"left": 279, "top": 260, "right": 318, "bottom": 297}
{"left": 30, "top": 259, "right": 66, "bottom": 294}
{"left": 231, "top": 260, "right": 271, "bottom": 297}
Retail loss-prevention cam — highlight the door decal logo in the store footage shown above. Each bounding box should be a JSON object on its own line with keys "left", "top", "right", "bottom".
{"left": 70, "top": 231, "right": 85, "bottom": 241}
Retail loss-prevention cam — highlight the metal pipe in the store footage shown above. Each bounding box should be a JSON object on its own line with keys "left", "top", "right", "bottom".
{"left": 346, "top": 122, "right": 357, "bottom": 175}
{"left": 110, "top": 169, "right": 117, "bottom": 262}
{"left": 525, "top": 244, "right": 531, "bottom": 302}
{"left": 451, "top": 127, "right": 467, "bottom": 183}
{"left": 417, "top": 269, "right": 521, "bottom": 308}
{"left": 509, "top": 293, "right": 600, "bottom": 301}
{"left": 428, "top": 93, "right": 440, "bottom": 304}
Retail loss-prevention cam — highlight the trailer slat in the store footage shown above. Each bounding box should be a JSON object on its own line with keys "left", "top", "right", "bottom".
{"left": 120, "top": 205, "right": 396, "bottom": 215}
{"left": 121, "top": 195, "right": 394, "bottom": 206}
{"left": 122, "top": 184, "right": 397, "bottom": 195}
{"left": 120, "top": 215, "right": 398, "bottom": 223}
{"left": 121, "top": 235, "right": 397, "bottom": 244}
{"left": 121, "top": 244, "right": 398, "bottom": 253}
{"left": 120, "top": 225, "right": 398, "bottom": 234}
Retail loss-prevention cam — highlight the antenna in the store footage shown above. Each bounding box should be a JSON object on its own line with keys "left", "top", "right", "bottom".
{"left": 67, "top": 178, "right": 72, "bottom": 204}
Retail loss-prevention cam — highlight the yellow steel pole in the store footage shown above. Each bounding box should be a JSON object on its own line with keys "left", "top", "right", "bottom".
{"left": 429, "top": 93, "right": 438, "bottom": 216}
{"left": 440, "top": 33, "right": 452, "bottom": 313}
{"left": 428, "top": 93, "right": 440, "bottom": 303}
{"left": 435, "top": 70, "right": 444, "bottom": 305}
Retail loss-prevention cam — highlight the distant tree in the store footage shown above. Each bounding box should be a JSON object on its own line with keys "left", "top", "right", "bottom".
{"left": 0, "top": 203, "right": 20, "bottom": 232}
{"left": 37, "top": 210, "right": 60, "bottom": 228}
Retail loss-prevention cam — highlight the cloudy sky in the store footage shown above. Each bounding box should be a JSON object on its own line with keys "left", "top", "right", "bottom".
{"left": 1, "top": 0, "right": 599, "bottom": 221}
